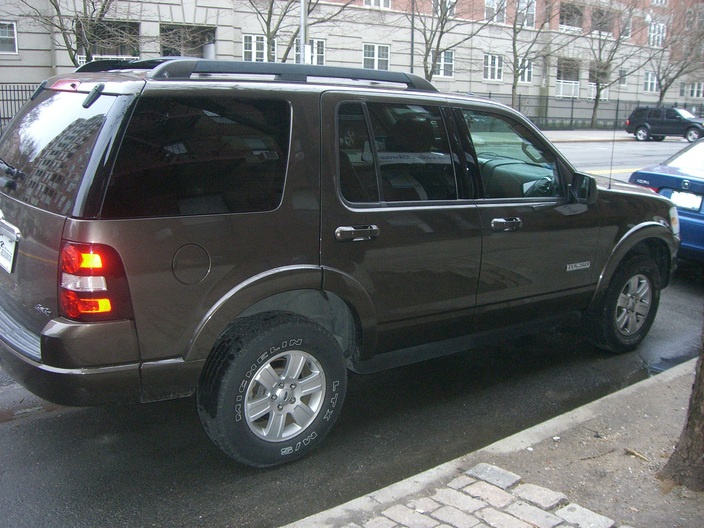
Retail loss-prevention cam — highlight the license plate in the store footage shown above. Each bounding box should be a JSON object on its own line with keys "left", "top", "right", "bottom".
{"left": 0, "top": 227, "right": 18, "bottom": 274}
{"left": 670, "top": 191, "right": 702, "bottom": 211}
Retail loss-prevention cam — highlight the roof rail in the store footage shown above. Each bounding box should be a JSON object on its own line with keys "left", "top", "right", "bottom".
{"left": 74, "top": 57, "right": 197, "bottom": 73}
{"left": 146, "top": 59, "right": 438, "bottom": 92}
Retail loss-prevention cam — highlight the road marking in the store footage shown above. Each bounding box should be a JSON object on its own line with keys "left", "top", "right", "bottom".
{"left": 586, "top": 168, "right": 640, "bottom": 175}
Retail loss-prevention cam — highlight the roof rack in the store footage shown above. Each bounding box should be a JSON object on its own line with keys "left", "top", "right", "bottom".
{"left": 145, "top": 59, "right": 438, "bottom": 92}
{"left": 74, "top": 57, "right": 196, "bottom": 73}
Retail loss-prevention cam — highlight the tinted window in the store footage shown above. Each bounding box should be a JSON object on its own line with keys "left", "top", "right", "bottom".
{"left": 337, "top": 101, "right": 457, "bottom": 203}
{"left": 0, "top": 89, "right": 115, "bottom": 215}
{"left": 103, "top": 97, "right": 290, "bottom": 218}
{"left": 462, "top": 110, "right": 562, "bottom": 199}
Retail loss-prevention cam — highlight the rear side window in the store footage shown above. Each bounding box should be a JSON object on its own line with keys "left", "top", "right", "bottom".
{"left": 337, "top": 101, "right": 458, "bottom": 203}
{"left": 102, "top": 96, "right": 290, "bottom": 218}
{"left": 0, "top": 89, "right": 115, "bottom": 215}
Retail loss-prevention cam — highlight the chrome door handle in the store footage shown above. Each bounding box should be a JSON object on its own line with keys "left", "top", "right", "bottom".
{"left": 335, "top": 225, "right": 380, "bottom": 242}
{"left": 491, "top": 217, "right": 522, "bottom": 232}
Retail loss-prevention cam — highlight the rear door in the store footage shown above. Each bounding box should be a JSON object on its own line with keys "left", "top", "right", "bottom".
{"left": 458, "top": 107, "right": 602, "bottom": 329}
{"left": 320, "top": 93, "right": 482, "bottom": 354}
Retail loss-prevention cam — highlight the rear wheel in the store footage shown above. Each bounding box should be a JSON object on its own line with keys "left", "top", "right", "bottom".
{"left": 685, "top": 127, "right": 701, "bottom": 143}
{"left": 197, "top": 312, "right": 347, "bottom": 467}
{"left": 635, "top": 127, "right": 650, "bottom": 141}
{"left": 585, "top": 255, "right": 661, "bottom": 353}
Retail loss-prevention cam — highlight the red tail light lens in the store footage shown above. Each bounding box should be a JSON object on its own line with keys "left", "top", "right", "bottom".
{"left": 59, "top": 242, "right": 133, "bottom": 322}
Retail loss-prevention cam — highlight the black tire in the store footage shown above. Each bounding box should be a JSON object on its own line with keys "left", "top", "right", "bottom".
{"left": 585, "top": 255, "right": 661, "bottom": 353}
{"left": 635, "top": 127, "right": 650, "bottom": 141}
{"left": 197, "top": 312, "right": 347, "bottom": 467}
{"left": 685, "top": 127, "right": 701, "bottom": 143}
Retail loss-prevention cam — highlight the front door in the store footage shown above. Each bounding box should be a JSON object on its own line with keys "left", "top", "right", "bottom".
{"left": 458, "top": 108, "right": 602, "bottom": 329}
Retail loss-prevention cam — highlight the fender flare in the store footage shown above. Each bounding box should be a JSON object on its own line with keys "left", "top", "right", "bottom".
{"left": 592, "top": 221, "right": 677, "bottom": 307}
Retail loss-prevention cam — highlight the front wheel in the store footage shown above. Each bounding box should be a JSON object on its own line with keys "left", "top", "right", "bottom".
{"left": 685, "top": 127, "right": 701, "bottom": 143}
{"left": 584, "top": 255, "right": 661, "bottom": 353}
{"left": 197, "top": 312, "right": 347, "bottom": 467}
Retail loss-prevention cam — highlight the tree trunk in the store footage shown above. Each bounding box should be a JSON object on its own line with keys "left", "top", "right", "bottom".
{"left": 659, "top": 333, "right": 704, "bottom": 491}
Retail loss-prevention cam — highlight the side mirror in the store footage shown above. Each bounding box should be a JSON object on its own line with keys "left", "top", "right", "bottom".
{"left": 570, "top": 172, "right": 598, "bottom": 205}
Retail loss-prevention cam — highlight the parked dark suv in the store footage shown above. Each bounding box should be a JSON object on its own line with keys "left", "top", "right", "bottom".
{"left": 0, "top": 59, "right": 679, "bottom": 467}
{"left": 625, "top": 106, "right": 704, "bottom": 142}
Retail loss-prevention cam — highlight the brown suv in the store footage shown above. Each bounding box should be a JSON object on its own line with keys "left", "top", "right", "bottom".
{"left": 0, "top": 59, "right": 679, "bottom": 467}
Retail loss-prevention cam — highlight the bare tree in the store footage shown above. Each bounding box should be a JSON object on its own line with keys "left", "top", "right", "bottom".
{"left": 659, "top": 331, "right": 704, "bottom": 491}
{"left": 234, "top": 0, "right": 355, "bottom": 63}
{"left": 400, "top": 0, "right": 502, "bottom": 82}
{"left": 645, "top": 2, "right": 704, "bottom": 106}
{"left": 579, "top": 0, "right": 645, "bottom": 127}
{"left": 13, "top": 0, "right": 140, "bottom": 67}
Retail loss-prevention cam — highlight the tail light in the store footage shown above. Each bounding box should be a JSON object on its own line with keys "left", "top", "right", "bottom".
{"left": 625, "top": 119, "right": 630, "bottom": 126}
{"left": 59, "top": 241, "right": 134, "bottom": 322}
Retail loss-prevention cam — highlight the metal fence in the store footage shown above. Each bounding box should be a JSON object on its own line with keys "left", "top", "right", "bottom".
{"left": 1, "top": 83, "right": 39, "bottom": 134}
{"left": 0, "top": 81, "right": 699, "bottom": 135}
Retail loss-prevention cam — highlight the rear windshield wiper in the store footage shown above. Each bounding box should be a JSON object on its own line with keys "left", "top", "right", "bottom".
{"left": 0, "top": 157, "right": 25, "bottom": 189}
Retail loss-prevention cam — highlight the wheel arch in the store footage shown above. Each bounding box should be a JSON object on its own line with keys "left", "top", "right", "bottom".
{"left": 591, "top": 222, "right": 676, "bottom": 309}
{"left": 184, "top": 266, "right": 377, "bottom": 366}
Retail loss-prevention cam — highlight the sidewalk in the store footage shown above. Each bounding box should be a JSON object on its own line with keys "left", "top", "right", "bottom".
{"left": 283, "top": 358, "right": 703, "bottom": 528}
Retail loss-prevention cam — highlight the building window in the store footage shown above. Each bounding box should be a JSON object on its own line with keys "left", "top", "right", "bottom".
{"left": 244, "top": 35, "right": 277, "bottom": 62}
{"left": 648, "top": 23, "right": 666, "bottom": 47}
{"left": 651, "top": 0, "right": 667, "bottom": 5}
{"left": 364, "top": 44, "right": 389, "bottom": 70}
{"left": 433, "top": 50, "right": 454, "bottom": 77}
{"left": 560, "top": 4, "right": 583, "bottom": 31}
{"left": 485, "top": 0, "right": 506, "bottom": 23}
{"left": 691, "top": 82, "right": 704, "bottom": 98}
{"left": 620, "top": 17, "right": 632, "bottom": 39}
{"left": 618, "top": 69, "right": 628, "bottom": 86}
{"left": 0, "top": 21, "right": 17, "bottom": 54}
{"left": 295, "top": 38, "right": 325, "bottom": 65}
{"left": 517, "top": 0, "right": 536, "bottom": 27}
{"left": 643, "top": 71, "right": 659, "bottom": 92}
{"left": 434, "top": 0, "right": 456, "bottom": 16}
{"left": 592, "top": 9, "right": 613, "bottom": 34}
{"left": 518, "top": 58, "right": 533, "bottom": 83}
{"left": 365, "top": 0, "right": 391, "bottom": 8}
{"left": 161, "top": 25, "right": 214, "bottom": 58}
{"left": 483, "top": 54, "right": 503, "bottom": 80}
{"left": 556, "top": 58, "right": 580, "bottom": 97}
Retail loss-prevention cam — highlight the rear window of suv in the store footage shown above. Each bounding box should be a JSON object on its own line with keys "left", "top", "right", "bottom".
{"left": 0, "top": 89, "right": 116, "bottom": 215}
{"left": 102, "top": 96, "right": 291, "bottom": 218}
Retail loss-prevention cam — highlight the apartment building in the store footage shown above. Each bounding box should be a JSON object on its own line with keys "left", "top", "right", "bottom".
{"left": 1, "top": 0, "right": 703, "bottom": 107}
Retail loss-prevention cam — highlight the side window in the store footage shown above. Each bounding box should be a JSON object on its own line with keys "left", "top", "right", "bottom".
{"left": 104, "top": 96, "right": 290, "bottom": 218}
{"left": 462, "top": 109, "right": 562, "bottom": 199}
{"left": 665, "top": 109, "right": 679, "bottom": 120}
{"left": 336, "top": 101, "right": 458, "bottom": 203}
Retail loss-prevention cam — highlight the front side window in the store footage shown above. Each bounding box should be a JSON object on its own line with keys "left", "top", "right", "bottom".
{"left": 337, "top": 102, "right": 457, "bottom": 203}
{"left": 363, "top": 44, "right": 389, "bottom": 70}
{"left": 244, "top": 35, "right": 277, "bottom": 62}
{"left": 0, "top": 21, "right": 18, "bottom": 53}
{"left": 462, "top": 110, "right": 562, "bottom": 199}
{"left": 484, "top": 54, "right": 503, "bottom": 80}
{"left": 104, "top": 97, "right": 290, "bottom": 218}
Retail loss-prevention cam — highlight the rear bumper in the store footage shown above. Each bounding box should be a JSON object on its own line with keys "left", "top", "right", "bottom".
{"left": 0, "top": 312, "right": 143, "bottom": 406}
{"left": 0, "top": 338, "right": 141, "bottom": 406}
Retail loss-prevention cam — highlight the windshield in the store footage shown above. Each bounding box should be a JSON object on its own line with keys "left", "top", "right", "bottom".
{"left": 0, "top": 89, "right": 116, "bottom": 215}
{"left": 675, "top": 108, "right": 697, "bottom": 119}
{"left": 667, "top": 141, "right": 704, "bottom": 177}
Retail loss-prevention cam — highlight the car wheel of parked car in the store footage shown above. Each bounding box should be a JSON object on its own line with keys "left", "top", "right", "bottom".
{"left": 585, "top": 255, "right": 661, "bottom": 354}
{"left": 685, "top": 127, "right": 701, "bottom": 143}
{"left": 197, "top": 312, "right": 347, "bottom": 467}
{"left": 635, "top": 127, "right": 650, "bottom": 141}
{"left": 652, "top": 136, "right": 665, "bottom": 142}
